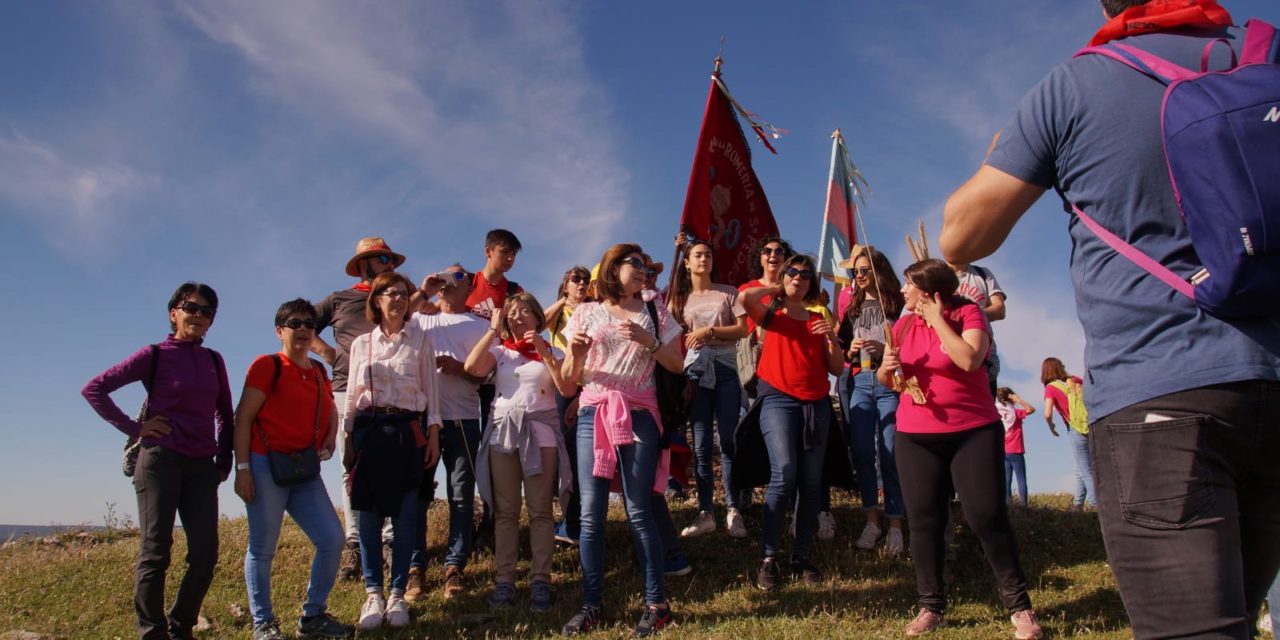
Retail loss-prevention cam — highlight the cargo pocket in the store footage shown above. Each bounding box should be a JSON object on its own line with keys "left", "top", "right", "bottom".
{"left": 1104, "top": 414, "right": 1217, "bottom": 530}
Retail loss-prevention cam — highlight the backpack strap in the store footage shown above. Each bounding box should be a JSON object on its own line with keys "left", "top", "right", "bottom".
{"left": 758, "top": 296, "right": 783, "bottom": 330}
{"left": 144, "top": 344, "right": 160, "bottom": 393}
{"left": 506, "top": 279, "right": 521, "bottom": 297}
{"left": 1075, "top": 43, "right": 1198, "bottom": 84}
{"left": 270, "top": 354, "right": 283, "bottom": 393}
{"left": 1070, "top": 203, "right": 1196, "bottom": 300}
{"left": 1242, "top": 18, "right": 1279, "bottom": 65}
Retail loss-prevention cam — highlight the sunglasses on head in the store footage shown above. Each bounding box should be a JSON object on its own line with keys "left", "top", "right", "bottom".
{"left": 854, "top": 267, "right": 874, "bottom": 277}
{"left": 280, "top": 318, "right": 317, "bottom": 330}
{"left": 177, "top": 301, "right": 217, "bottom": 318}
{"left": 761, "top": 247, "right": 787, "bottom": 256}
{"left": 785, "top": 267, "right": 814, "bottom": 280}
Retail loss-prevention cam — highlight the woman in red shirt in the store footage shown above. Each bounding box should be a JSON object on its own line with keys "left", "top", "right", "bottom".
{"left": 878, "top": 259, "right": 1041, "bottom": 638}
{"left": 741, "top": 254, "right": 844, "bottom": 591}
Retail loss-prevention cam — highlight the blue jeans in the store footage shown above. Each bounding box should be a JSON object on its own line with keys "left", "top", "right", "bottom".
{"left": 1068, "top": 428, "right": 1097, "bottom": 507}
{"left": 690, "top": 360, "right": 742, "bottom": 512}
{"left": 358, "top": 488, "right": 417, "bottom": 593}
{"left": 244, "top": 454, "right": 344, "bottom": 624}
{"left": 849, "top": 369, "right": 904, "bottom": 518}
{"left": 577, "top": 406, "right": 665, "bottom": 606}
{"left": 437, "top": 419, "right": 481, "bottom": 568}
{"left": 1004, "top": 453, "right": 1028, "bottom": 507}
{"left": 759, "top": 389, "right": 831, "bottom": 560}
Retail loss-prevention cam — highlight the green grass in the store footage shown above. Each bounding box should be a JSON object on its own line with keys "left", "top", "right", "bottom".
{"left": 0, "top": 493, "right": 1130, "bottom": 639}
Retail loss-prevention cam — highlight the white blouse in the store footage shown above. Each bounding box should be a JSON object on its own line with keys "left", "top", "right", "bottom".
{"left": 342, "top": 321, "right": 442, "bottom": 432}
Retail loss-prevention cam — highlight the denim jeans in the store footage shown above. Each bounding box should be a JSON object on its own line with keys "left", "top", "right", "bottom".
{"left": 849, "top": 369, "right": 904, "bottom": 517}
{"left": 1090, "top": 380, "right": 1280, "bottom": 639}
{"left": 1068, "top": 428, "right": 1097, "bottom": 508}
{"left": 577, "top": 406, "right": 665, "bottom": 606}
{"left": 555, "top": 388, "right": 581, "bottom": 539}
{"left": 690, "top": 360, "right": 742, "bottom": 512}
{"left": 1004, "top": 453, "right": 1028, "bottom": 507}
{"left": 132, "top": 445, "right": 220, "bottom": 640}
{"left": 438, "top": 419, "right": 481, "bottom": 569}
{"left": 244, "top": 453, "right": 344, "bottom": 625}
{"left": 358, "top": 488, "right": 417, "bottom": 593}
{"left": 759, "top": 389, "right": 831, "bottom": 560}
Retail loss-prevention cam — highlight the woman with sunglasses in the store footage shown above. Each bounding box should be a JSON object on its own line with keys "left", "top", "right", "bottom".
{"left": 878, "top": 259, "right": 1041, "bottom": 638}
{"left": 544, "top": 266, "right": 593, "bottom": 546}
{"left": 82, "top": 282, "right": 233, "bottom": 640}
{"left": 560, "top": 244, "right": 685, "bottom": 637}
{"left": 666, "top": 239, "right": 749, "bottom": 539}
{"left": 836, "top": 247, "right": 908, "bottom": 556}
{"left": 740, "top": 255, "right": 844, "bottom": 590}
{"left": 341, "top": 272, "right": 442, "bottom": 631}
{"left": 232, "top": 299, "right": 352, "bottom": 640}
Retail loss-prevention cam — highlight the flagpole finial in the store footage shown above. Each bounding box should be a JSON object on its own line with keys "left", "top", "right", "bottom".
{"left": 832, "top": 128, "right": 842, "bottom": 140}
{"left": 713, "top": 36, "right": 725, "bottom": 77}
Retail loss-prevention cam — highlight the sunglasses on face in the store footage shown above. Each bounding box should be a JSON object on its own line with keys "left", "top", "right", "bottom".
{"left": 379, "top": 289, "right": 409, "bottom": 300}
{"left": 854, "top": 267, "right": 874, "bottom": 277}
{"left": 785, "top": 267, "right": 814, "bottom": 281}
{"left": 280, "top": 318, "right": 317, "bottom": 330}
{"left": 645, "top": 268, "right": 658, "bottom": 278}
{"left": 619, "top": 256, "right": 647, "bottom": 271}
{"left": 177, "top": 301, "right": 217, "bottom": 319}
{"left": 567, "top": 274, "right": 587, "bottom": 285}
{"left": 761, "top": 247, "right": 786, "bottom": 256}
{"left": 371, "top": 254, "right": 394, "bottom": 266}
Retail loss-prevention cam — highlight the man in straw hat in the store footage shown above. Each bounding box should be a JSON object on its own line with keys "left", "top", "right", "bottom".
{"left": 312, "top": 236, "right": 406, "bottom": 581}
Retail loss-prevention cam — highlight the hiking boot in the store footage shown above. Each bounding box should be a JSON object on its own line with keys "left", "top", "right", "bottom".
{"left": 358, "top": 593, "right": 385, "bottom": 630}
{"left": 679, "top": 511, "right": 716, "bottom": 538}
{"left": 816, "top": 511, "right": 836, "bottom": 541}
{"left": 385, "top": 592, "right": 410, "bottom": 628}
{"left": 790, "top": 558, "right": 822, "bottom": 586}
{"left": 1010, "top": 609, "right": 1044, "bottom": 639}
{"left": 490, "top": 581, "right": 517, "bottom": 609}
{"left": 530, "top": 579, "right": 554, "bottom": 613}
{"left": 884, "top": 527, "right": 905, "bottom": 557}
{"left": 443, "top": 565, "right": 465, "bottom": 599}
{"left": 297, "top": 612, "right": 353, "bottom": 639}
{"left": 726, "top": 508, "right": 748, "bottom": 538}
{"left": 252, "top": 620, "right": 287, "bottom": 640}
{"left": 554, "top": 521, "right": 579, "bottom": 546}
{"left": 855, "top": 521, "right": 882, "bottom": 550}
{"left": 633, "top": 604, "right": 672, "bottom": 637}
{"left": 756, "top": 556, "right": 781, "bottom": 591}
{"left": 663, "top": 553, "right": 692, "bottom": 577}
{"left": 338, "top": 541, "right": 361, "bottom": 582}
{"left": 562, "top": 604, "right": 603, "bottom": 635}
{"left": 404, "top": 566, "right": 425, "bottom": 602}
{"left": 905, "top": 608, "right": 947, "bottom": 635}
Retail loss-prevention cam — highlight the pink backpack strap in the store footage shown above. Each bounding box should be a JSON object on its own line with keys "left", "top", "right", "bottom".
{"left": 1077, "top": 43, "right": 1201, "bottom": 84}
{"left": 1200, "top": 39, "right": 1238, "bottom": 72}
{"left": 1241, "top": 18, "right": 1279, "bottom": 65}
{"left": 1070, "top": 204, "right": 1195, "bottom": 300}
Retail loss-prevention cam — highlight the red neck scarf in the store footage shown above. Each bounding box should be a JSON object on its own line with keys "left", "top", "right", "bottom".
{"left": 502, "top": 338, "right": 543, "bottom": 362}
{"left": 1090, "top": 0, "right": 1233, "bottom": 46}
{"left": 352, "top": 281, "right": 372, "bottom": 292}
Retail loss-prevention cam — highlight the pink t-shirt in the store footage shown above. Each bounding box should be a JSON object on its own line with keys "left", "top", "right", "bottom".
{"left": 892, "top": 303, "right": 999, "bottom": 434}
{"left": 1044, "top": 376, "right": 1082, "bottom": 423}
{"left": 997, "top": 402, "right": 1028, "bottom": 454}
{"left": 563, "top": 301, "right": 683, "bottom": 394}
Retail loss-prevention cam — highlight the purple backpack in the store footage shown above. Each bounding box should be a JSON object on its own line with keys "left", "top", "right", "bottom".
{"left": 1074, "top": 19, "right": 1280, "bottom": 319}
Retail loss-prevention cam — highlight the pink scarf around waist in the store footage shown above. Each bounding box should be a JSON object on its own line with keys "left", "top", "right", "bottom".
{"left": 578, "top": 386, "right": 670, "bottom": 494}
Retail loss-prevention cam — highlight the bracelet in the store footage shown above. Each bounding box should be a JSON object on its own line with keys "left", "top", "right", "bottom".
{"left": 647, "top": 340, "right": 660, "bottom": 354}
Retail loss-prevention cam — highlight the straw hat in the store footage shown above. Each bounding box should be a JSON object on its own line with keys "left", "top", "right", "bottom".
{"left": 836, "top": 244, "right": 869, "bottom": 269}
{"left": 344, "top": 237, "right": 406, "bottom": 277}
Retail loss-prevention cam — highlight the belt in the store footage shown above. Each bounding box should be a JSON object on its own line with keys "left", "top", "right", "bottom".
{"left": 368, "top": 406, "right": 416, "bottom": 415}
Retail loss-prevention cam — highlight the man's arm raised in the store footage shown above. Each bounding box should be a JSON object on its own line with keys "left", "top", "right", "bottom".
{"left": 941, "top": 166, "right": 1046, "bottom": 265}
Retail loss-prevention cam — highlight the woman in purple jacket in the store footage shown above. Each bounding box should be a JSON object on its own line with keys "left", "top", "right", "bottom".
{"left": 82, "top": 282, "right": 234, "bottom": 640}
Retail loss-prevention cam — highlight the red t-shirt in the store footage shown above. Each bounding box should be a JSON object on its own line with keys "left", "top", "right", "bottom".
{"left": 1002, "top": 406, "right": 1028, "bottom": 454}
{"left": 738, "top": 279, "right": 773, "bottom": 332}
{"left": 756, "top": 308, "right": 831, "bottom": 402}
{"left": 1044, "top": 376, "right": 1082, "bottom": 423}
{"left": 466, "top": 272, "right": 523, "bottom": 320}
{"left": 893, "top": 303, "right": 999, "bottom": 434}
{"left": 245, "top": 354, "right": 332, "bottom": 455}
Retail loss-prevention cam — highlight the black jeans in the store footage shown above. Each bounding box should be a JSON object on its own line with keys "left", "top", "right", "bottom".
{"left": 133, "top": 445, "right": 220, "bottom": 640}
{"left": 1091, "top": 380, "right": 1280, "bottom": 639}
{"left": 896, "top": 422, "right": 1032, "bottom": 614}
{"left": 555, "top": 388, "right": 581, "bottom": 538}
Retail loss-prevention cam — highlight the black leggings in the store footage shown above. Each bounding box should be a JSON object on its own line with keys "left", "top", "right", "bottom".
{"left": 896, "top": 422, "right": 1032, "bottom": 614}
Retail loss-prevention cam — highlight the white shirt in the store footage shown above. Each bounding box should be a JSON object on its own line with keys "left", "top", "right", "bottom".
{"left": 342, "top": 322, "right": 442, "bottom": 432}
{"left": 413, "top": 311, "right": 488, "bottom": 421}
{"left": 490, "top": 345, "right": 561, "bottom": 448}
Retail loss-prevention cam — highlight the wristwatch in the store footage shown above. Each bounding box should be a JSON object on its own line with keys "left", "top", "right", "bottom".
{"left": 235, "top": 462, "right": 250, "bottom": 471}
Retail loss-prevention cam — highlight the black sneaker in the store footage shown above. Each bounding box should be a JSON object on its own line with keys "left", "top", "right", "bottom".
{"left": 790, "top": 558, "right": 822, "bottom": 586}
{"left": 633, "top": 604, "right": 672, "bottom": 637}
{"left": 297, "top": 612, "right": 353, "bottom": 638}
{"left": 756, "top": 556, "right": 781, "bottom": 591}
{"left": 562, "top": 604, "right": 603, "bottom": 635}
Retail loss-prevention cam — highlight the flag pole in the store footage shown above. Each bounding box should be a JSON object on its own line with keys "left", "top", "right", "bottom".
{"left": 670, "top": 50, "right": 726, "bottom": 294}
{"left": 819, "top": 129, "right": 842, "bottom": 303}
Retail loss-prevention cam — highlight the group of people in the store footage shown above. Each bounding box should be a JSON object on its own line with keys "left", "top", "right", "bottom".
{"left": 80, "top": 1, "right": 1280, "bottom": 639}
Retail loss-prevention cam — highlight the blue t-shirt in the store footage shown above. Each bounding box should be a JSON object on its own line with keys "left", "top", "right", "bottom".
{"left": 988, "top": 26, "right": 1280, "bottom": 420}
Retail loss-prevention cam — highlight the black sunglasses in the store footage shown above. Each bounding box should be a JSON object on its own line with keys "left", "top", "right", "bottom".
{"left": 761, "top": 247, "right": 787, "bottom": 256}
{"left": 371, "top": 254, "right": 393, "bottom": 266}
{"left": 854, "top": 267, "right": 874, "bottom": 277}
{"left": 567, "top": 274, "right": 587, "bottom": 284}
{"left": 785, "top": 267, "right": 814, "bottom": 280}
{"left": 280, "top": 318, "right": 317, "bottom": 330}
{"left": 177, "top": 301, "right": 217, "bottom": 318}
{"left": 619, "top": 256, "right": 647, "bottom": 271}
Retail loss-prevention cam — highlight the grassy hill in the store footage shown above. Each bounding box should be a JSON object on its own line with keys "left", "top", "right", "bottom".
{"left": 0, "top": 493, "right": 1130, "bottom": 639}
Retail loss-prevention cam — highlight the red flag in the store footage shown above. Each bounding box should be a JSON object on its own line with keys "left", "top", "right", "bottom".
{"left": 679, "top": 78, "right": 779, "bottom": 287}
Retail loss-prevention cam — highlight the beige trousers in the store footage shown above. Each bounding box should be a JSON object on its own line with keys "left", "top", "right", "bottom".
{"left": 489, "top": 446, "right": 558, "bottom": 583}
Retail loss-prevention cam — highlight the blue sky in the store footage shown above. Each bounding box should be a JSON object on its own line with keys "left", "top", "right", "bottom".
{"left": 2, "top": 0, "right": 1274, "bottom": 525}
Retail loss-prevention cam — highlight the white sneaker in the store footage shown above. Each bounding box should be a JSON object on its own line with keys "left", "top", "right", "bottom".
{"left": 680, "top": 511, "right": 717, "bottom": 538}
{"left": 385, "top": 592, "right": 410, "bottom": 628}
{"left": 358, "top": 593, "right": 385, "bottom": 630}
{"left": 816, "top": 511, "right": 836, "bottom": 541}
{"left": 855, "top": 521, "right": 882, "bottom": 550}
{"left": 726, "top": 508, "right": 748, "bottom": 538}
{"left": 883, "top": 527, "right": 905, "bottom": 557}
